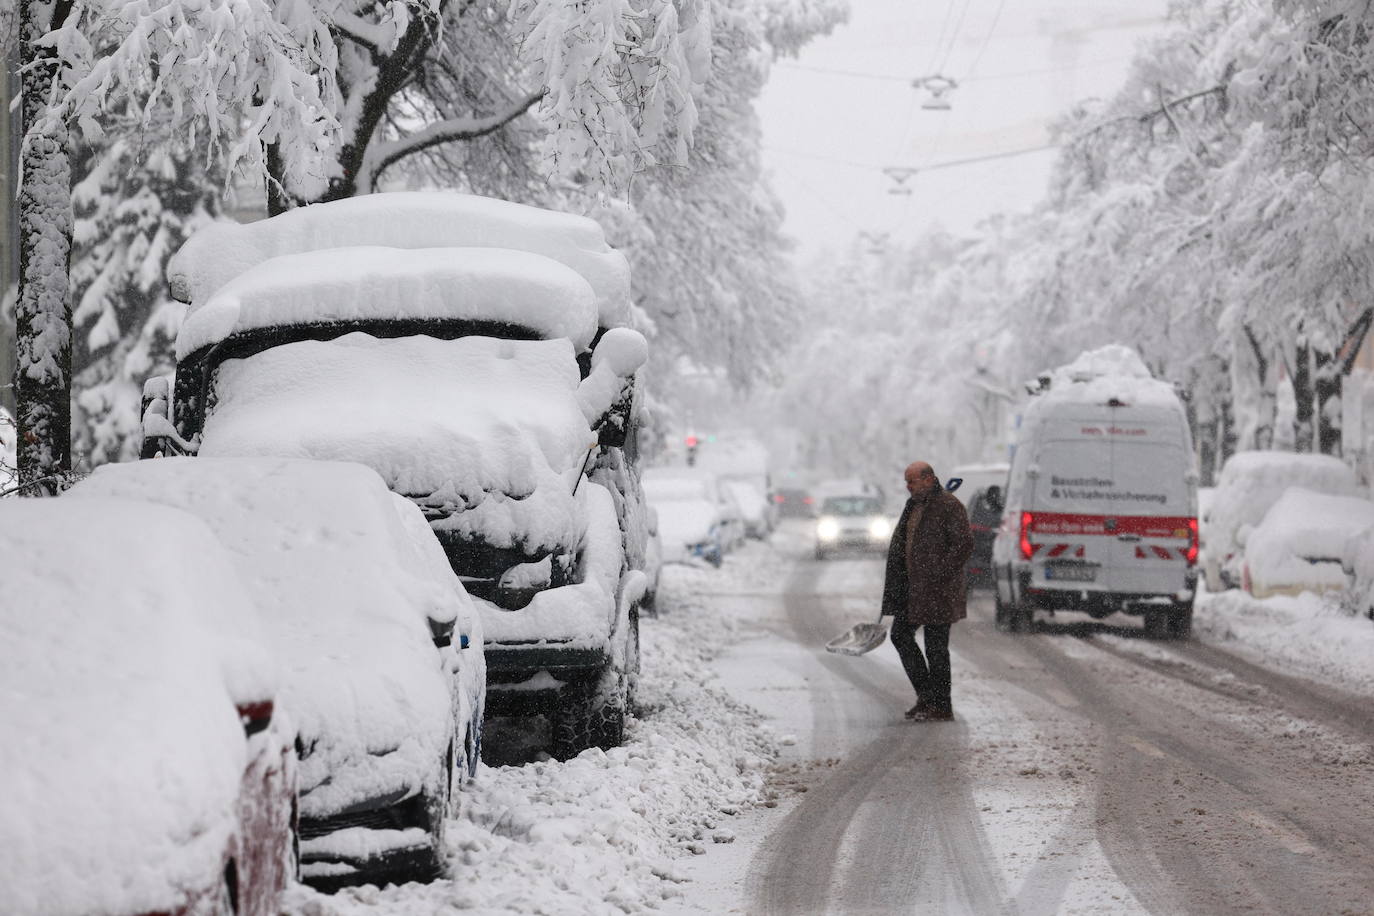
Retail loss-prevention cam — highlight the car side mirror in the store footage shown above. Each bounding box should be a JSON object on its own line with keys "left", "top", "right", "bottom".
{"left": 984, "top": 485, "right": 1004, "bottom": 513}
{"left": 945, "top": 477, "right": 963, "bottom": 493}
{"left": 428, "top": 615, "right": 456, "bottom": 648}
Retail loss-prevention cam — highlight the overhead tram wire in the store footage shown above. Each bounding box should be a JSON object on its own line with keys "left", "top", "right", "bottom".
{"left": 775, "top": 58, "right": 1127, "bottom": 86}
{"left": 766, "top": 143, "right": 1057, "bottom": 174}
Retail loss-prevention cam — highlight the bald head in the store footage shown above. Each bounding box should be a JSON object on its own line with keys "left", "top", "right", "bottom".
{"left": 905, "top": 461, "right": 938, "bottom": 498}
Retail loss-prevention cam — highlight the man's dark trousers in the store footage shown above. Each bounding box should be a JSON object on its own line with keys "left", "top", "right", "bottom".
{"left": 890, "top": 618, "right": 951, "bottom": 708}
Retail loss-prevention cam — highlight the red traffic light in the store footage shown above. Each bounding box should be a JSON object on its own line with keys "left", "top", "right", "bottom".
{"left": 685, "top": 435, "right": 699, "bottom": 448}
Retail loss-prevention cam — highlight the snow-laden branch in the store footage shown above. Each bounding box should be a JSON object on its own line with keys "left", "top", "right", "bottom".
{"left": 361, "top": 88, "right": 546, "bottom": 191}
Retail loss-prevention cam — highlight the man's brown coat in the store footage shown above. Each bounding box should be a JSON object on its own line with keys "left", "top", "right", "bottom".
{"left": 880, "top": 485, "right": 975, "bottom": 625}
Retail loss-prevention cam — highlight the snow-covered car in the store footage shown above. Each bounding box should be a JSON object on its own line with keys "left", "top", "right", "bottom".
{"left": 723, "top": 477, "right": 774, "bottom": 539}
{"left": 814, "top": 494, "right": 892, "bottom": 560}
{"left": 643, "top": 472, "right": 726, "bottom": 566}
{"left": 67, "top": 457, "right": 481, "bottom": 890}
{"left": 1241, "top": 487, "right": 1374, "bottom": 599}
{"left": 0, "top": 498, "right": 295, "bottom": 916}
{"left": 1203, "top": 451, "right": 1360, "bottom": 591}
{"left": 143, "top": 192, "right": 649, "bottom": 761}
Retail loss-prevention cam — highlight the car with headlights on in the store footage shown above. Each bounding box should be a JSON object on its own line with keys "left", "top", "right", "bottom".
{"left": 0, "top": 498, "right": 296, "bottom": 916}
{"left": 67, "top": 457, "right": 482, "bottom": 891}
{"left": 814, "top": 495, "right": 892, "bottom": 560}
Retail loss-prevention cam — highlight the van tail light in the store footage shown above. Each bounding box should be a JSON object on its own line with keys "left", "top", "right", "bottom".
{"left": 1185, "top": 517, "right": 1199, "bottom": 566}
{"left": 237, "top": 701, "right": 273, "bottom": 738}
{"left": 1018, "top": 512, "right": 1034, "bottom": 560}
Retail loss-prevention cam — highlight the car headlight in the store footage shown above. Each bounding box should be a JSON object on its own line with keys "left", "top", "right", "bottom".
{"left": 869, "top": 517, "right": 892, "bottom": 539}
{"left": 817, "top": 517, "right": 839, "bottom": 541}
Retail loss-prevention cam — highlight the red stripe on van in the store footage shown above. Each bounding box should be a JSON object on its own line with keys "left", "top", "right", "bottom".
{"left": 1047, "top": 543, "right": 1070, "bottom": 558}
{"left": 1029, "top": 513, "right": 1193, "bottom": 538}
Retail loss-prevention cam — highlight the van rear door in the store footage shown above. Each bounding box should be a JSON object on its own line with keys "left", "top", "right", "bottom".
{"left": 1032, "top": 411, "right": 1193, "bottom": 595}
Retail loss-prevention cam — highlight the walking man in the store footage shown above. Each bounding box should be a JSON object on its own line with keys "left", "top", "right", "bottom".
{"left": 881, "top": 461, "right": 974, "bottom": 721}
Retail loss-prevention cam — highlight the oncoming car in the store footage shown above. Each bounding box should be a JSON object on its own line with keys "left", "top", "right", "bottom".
{"left": 814, "top": 495, "right": 892, "bottom": 560}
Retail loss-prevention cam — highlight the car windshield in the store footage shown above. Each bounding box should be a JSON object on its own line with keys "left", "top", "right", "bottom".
{"left": 821, "top": 496, "right": 882, "bottom": 516}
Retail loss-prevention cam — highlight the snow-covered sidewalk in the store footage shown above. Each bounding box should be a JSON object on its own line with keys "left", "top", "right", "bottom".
{"left": 284, "top": 545, "right": 783, "bottom": 915}
{"left": 1194, "top": 586, "right": 1374, "bottom": 698}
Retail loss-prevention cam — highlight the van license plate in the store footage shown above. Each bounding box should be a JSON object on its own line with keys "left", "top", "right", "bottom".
{"left": 1045, "top": 563, "right": 1097, "bottom": 582}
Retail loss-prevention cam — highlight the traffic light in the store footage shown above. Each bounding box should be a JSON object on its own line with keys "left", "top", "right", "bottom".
{"left": 685, "top": 434, "right": 699, "bottom": 466}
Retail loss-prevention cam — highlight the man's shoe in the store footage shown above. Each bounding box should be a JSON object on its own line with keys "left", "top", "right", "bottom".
{"left": 909, "top": 704, "right": 954, "bottom": 722}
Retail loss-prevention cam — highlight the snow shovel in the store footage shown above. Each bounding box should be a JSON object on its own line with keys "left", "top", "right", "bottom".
{"left": 826, "top": 612, "right": 892, "bottom": 656}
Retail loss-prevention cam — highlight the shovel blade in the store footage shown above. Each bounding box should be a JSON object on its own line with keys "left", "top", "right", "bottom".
{"left": 825, "top": 622, "right": 890, "bottom": 656}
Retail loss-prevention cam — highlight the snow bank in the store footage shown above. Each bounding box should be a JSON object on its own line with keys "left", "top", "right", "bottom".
{"left": 1244, "top": 487, "right": 1374, "bottom": 598}
{"left": 168, "top": 192, "right": 632, "bottom": 328}
{"left": 1207, "top": 451, "right": 1360, "bottom": 584}
{"left": 0, "top": 498, "right": 266, "bottom": 916}
{"left": 199, "top": 334, "right": 595, "bottom": 557}
{"left": 282, "top": 544, "right": 779, "bottom": 915}
{"left": 176, "top": 247, "right": 600, "bottom": 360}
{"left": 1343, "top": 527, "right": 1374, "bottom": 619}
{"left": 1195, "top": 586, "right": 1374, "bottom": 698}
{"left": 67, "top": 458, "right": 461, "bottom": 819}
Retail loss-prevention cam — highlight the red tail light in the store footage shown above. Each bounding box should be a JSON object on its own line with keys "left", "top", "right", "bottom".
{"left": 237, "top": 700, "right": 273, "bottom": 738}
{"left": 1185, "top": 517, "right": 1199, "bottom": 566}
{"left": 1019, "top": 512, "right": 1034, "bottom": 560}
{"left": 803, "top": 496, "right": 814, "bottom": 505}
{"left": 773, "top": 493, "right": 785, "bottom": 503}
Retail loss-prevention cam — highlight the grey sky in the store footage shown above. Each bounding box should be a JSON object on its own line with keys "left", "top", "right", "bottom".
{"left": 757, "top": 0, "right": 1172, "bottom": 257}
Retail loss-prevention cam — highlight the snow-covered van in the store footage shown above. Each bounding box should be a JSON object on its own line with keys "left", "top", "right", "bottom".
{"left": 990, "top": 346, "right": 1199, "bottom": 637}
{"left": 143, "top": 193, "right": 651, "bottom": 760}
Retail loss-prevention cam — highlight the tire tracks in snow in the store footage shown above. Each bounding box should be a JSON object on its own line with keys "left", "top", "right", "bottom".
{"left": 749, "top": 558, "right": 1011, "bottom": 915}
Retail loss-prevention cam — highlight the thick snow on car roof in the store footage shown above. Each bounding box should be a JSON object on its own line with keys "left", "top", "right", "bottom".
{"left": 198, "top": 335, "right": 594, "bottom": 557}
{"left": 0, "top": 498, "right": 267, "bottom": 916}
{"left": 1035, "top": 344, "right": 1183, "bottom": 410}
{"left": 175, "top": 246, "right": 599, "bottom": 361}
{"left": 67, "top": 457, "right": 459, "bottom": 818}
{"left": 167, "top": 191, "right": 631, "bottom": 328}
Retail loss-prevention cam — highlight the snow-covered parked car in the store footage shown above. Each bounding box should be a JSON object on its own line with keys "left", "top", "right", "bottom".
{"left": 142, "top": 192, "right": 650, "bottom": 761}
{"left": 643, "top": 468, "right": 731, "bottom": 565}
{"left": 723, "top": 477, "right": 774, "bottom": 539}
{"left": 0, "top": 498, "right": 296, "bottom": 916}
{"left": 1202, "top": 450, "right": 1360, "bottom": 592}
{"left": 642, "top": 505, "right": 664, "bottom": 610}
{"left": 67, "top": 458, "right": 482, "bottom": 890}
{"left": 1343, "top": 526, "right": 1374, "bottom": 619}
{"left": 1241, "top": 487, "right": 1374, "bottom": 599}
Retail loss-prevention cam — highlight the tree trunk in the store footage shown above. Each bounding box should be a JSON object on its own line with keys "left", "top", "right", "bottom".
{"left": 1240, "top": 325, "right": 1275, "bottom": 450}
{"left": 15, "top": 0, "right": 75, "bottom": 496}
{"left": 1292, "top": 340, "right": 1314, "bottom": 452}
{"left": 1314, "top": 349, "right": 1341, "bottom": 456}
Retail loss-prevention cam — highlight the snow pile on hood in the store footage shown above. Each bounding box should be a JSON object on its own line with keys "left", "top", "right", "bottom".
{"left": 1036, "top": 345, "right": 1183, "bottom": 411}
{"left": 282, "top": 545, "right": 779, "bottom": 916}
{"left": 200, "top": 334, "right": 595, "bottom": 557}
{"left": 67, "top": 458, "right": 460, "bottom": 818}
{"left": 1207, "top": 451, "right": 1360, "bottom": 579}
{"left": 476, "top": 481, "right": 620, "bottom": 647}
{"left": 0, "top": 498, "right": 270, "bottom": 916}
{"left": 176, "top": 247, "right": 599, "bottom": 360}
{"left": 167, "top": 191, "right": 631, "bottom": 328}
{"left": 1244, "top": 487, "right": 1374, "bottom": 598}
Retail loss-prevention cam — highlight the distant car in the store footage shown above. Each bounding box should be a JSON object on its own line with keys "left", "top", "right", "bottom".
{"left": 0, "top": 498, "right": 296, "bottom": 916}
{"left": 643, "top": 471, "right": 726, "bottom": 566}
{"left": 724, "top": 477, "right": 773, "bottom": 539}
{"left": 1242, "top": 487, "right": 1374, "bottom": 599}
{"left": 814, "top": 494, "right": 892, "bottom": 560}
{"left": 1203, "top": 451, "right": 1360, "bottom": 592}
{"left": 774, "top": 486, "right": 816, "bottom": 518}
{"left": 68, "top": 457, "right": 482, "bottom": 891}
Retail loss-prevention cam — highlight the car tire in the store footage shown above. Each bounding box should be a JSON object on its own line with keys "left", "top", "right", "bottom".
{"left": 1167, "top": 600, "right": 1193, "bottom": 640}
{"left": 814, "top": 546, "right": 827, "bottom": 561}
{"left": 550, "top": 663, "right": 628, "bottom": 760}
{"left": 994, "top": 592, "right": 1011, "bottom": 631}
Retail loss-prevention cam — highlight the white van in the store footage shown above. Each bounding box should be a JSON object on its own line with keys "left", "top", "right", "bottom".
{"left": 990, "top": 347, "right": 1198, "bottom": 638}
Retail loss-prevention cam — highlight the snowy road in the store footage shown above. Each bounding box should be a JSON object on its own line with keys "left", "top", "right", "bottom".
{"left": 684, "top": 523, "right": 1374, "bottom": 915}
